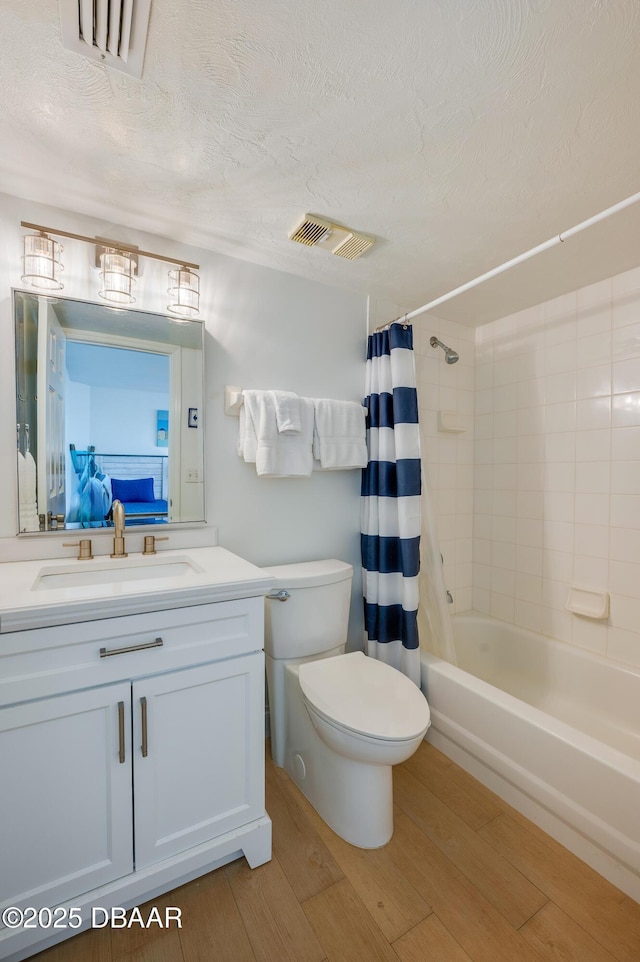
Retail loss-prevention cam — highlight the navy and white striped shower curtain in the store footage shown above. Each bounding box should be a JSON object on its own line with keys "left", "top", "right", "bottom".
{"left": 361, "top": 323, "right": 422, "bottom": 685}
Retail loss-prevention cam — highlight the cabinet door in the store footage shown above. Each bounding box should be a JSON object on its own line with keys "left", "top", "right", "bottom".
{"left": 0, "top": 684, "right": 133, "bottom": 911}
{"left": 133, "top": 652, "right": 264, "bottom": 869}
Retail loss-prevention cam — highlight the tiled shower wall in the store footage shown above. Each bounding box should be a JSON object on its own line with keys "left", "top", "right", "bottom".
{"left": 414, "top": 319, "right": 475, "bottom": 613}
{"left": 472, "top": 265, "right": 640, "bottom": 670}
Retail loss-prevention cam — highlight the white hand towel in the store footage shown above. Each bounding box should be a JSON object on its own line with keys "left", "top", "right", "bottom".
{"left": 256, "top": 395, "right": 314, "bottom": 477}
{"left": 238, "top": 390, "right": 261, "bottom": 463}
{"left": 271, "top": 390, "right": 302, "bottom": 435}
{"left": 312, "top": 399, "right": 368, "bottom": 470}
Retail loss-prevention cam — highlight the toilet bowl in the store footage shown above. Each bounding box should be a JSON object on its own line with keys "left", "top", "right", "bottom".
{"left": 263, "top": 559, "right": 431, "bottom": 848}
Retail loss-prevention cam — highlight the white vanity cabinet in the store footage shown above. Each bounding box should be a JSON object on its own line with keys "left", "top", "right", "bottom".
{"left": 0, "top": 592, "right": 271, "bottom": 962}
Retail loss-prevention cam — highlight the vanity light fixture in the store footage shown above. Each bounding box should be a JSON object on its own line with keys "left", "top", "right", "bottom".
{"left": 167, "top": 267, "right": 200, "bottom": 318}
{"left": 98, "top": 246, "right": 137, "bottom": 305}
{"left": 21, "top": 231, "right": 64, "bottom": 290}
{"left": 19, "top": 221, "right": 201, "bottom": 317}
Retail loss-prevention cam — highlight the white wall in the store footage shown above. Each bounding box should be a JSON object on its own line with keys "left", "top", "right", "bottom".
{"left": 472, "top": 265, "right": 640, "bottom": 670}
{"left": 0, "top": 192, "right": 368, "bottom": 646}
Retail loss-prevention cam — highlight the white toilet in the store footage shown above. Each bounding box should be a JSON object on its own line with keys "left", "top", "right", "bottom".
{"left": 263, "top": 559, "right": 431, "bottom": 848}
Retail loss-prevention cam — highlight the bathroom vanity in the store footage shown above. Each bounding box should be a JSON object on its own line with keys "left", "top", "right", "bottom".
{"left": 0, "top": 546, "right": 274, "bottom": 962}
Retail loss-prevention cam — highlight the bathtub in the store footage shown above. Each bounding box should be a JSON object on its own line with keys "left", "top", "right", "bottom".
{"left": 420, "top": 611, "right": 640, "bottom": 901}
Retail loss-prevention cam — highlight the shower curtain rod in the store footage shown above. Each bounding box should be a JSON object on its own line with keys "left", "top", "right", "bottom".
{"left": 374, "top": 189, "right": 640, "bottom": 331}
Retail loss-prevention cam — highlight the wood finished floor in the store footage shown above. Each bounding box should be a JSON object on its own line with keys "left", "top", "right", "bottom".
{"left": 33, "top": 741, "right": 640, "bottom": 962}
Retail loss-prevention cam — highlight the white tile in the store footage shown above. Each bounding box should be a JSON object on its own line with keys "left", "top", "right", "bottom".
{"left": 492, "top": 514, "right": 517, "bottom": 544}
{"left": 518, "top": 376, "right": 545, "bottom": 407}
{"left": 574, "top": 492, "right": 610, "bottom": 526}
{"left": 575, "top": 460, "right": 610, "bottom": 494}
{"left": 491, "top": 566, "right": 516, "bottom": 596}
{"left": 571, "top": 618, "right": 608, "bottom": 656}
{"left": 518, "top": 406, "right": 544, "bottom": 435}
{"left": 493, "top": 463, "right": 517, "bottom": 489}
{"left": 611, "top": 460, "right": 640, "bottom": 494}
{"left": 493, "top": 410, "right": 517, "bottom": 438}
{"left": 611, "top": 426, "right": 640, "bottom": 460}
{"left": 577, "top": 332, "right": 611, "bottom": 368}
{"left": 473, "top": 537, "right": 491, "bottom": 565}
{"left": 572, "top": 553, "right": 608, "bottom": 587}
{"left": 476, "top": 387, "right": 494, "bottom": 415}
{"left": 516, "top": 543, "right": 543, "bottom": 575}
{"left": 612, "top": 321, "right": 640, "bottom": 361}
{"left": 544, "top": 401, "right": 576, "bottom": 433}
{"left": 609, "top": 560, "right": 640, "bottom": 599}
{"left": 544, "top": 491, "right": 574, "bottom": 522}
{"left": 545, "top": 432, "right": 576, "bottom": 462}
{"left": 517, "top": 518, "right": 544, "bottom": 547}
{"left": 610, "top": 526, "right": 640, "bottom": 563}
{"left": 543, "top": 549, "right": 573, "bottom": 582}
{"left": 473, "top": 563, "right": 492, "bottom": 590}
{"left": 611, "top": 494, "right": 640, "bottom": 529}
{"left": 490, "top": 591, "right": 515, "bottom": 622}
{"left": 542, "top": 577, "right": 570, "bottom": 610}
{"left": 611, "top": 288, "right": 640, "bottom": 329}
{"left": 607, "top": 627, "right": 640, "bottom": 669}
{"left": 576, "top": 279, "right": 612, "bottom": 336}
{"left": 573, "top": 523, "right": 609, "bottom": 559}
{"left": 545, "top": 345, "right": 576, "bottom": 375}
{"left": 517, "top": 462, "right": 544, "bottom": 490}
{"left": 515, "top": 571, "right": 542, "bottom": 604}
{"left": 576, "top": 364, "right": 611, "bottom": 399}
{"left": 612, "top": 392, "right": 640, "bottom": 427}
{"left": 474, "top": 490, "right": 492, "bottom": 515}
{"left": 542, "top": 606, "right": 572, "bottom": 642}
{"left": 514, "top": 599, "right": 542, "bottom": 633}
{"left": 473, "top": 512, "right": 492, "bottom": 539}
{"left": 475, "top": 362, "right": 493, "bottom": 391}
{"left": 493, "top": 383, "right": 518, "bottom": 412}
{"left": 453, "top": 587, "right": 473, "bottom": 612}
{"left": 545, "top": 371, "right": 576, "bottom": 404}
{"left": 612, "top": 266, "right": 640, "bottom": 297}
{"left": 609, "top": 593, "right": 640, "bottom": 632}
{"left": 494, "top": 356, "right": 519, "bottom": 386}
{"left": 544, "top": 520, "right": 574, "bottom": 553}
{"left": 518, "top": 434, "right": 546, "bottom": 464}
{"left": 493, "top": 437, "right": 517, "bottom": 464}
{"left": 517, "top": 490, "right": 544, "bottom": 519}
{"left": 613, "top": 357, "right": 640, "bottom": 394}
{"left": 492, "top": 541, "right": 516, "bottom": 570}
{"left": 545, "top": 462, "right": 575, "bottom": 492}
{"left": 474, "top": 464, "right": 493, "bottom": 490}
{"left": 473, "top": 587, "right": 491, "bottom": 614}
{"left": 576, "top": 396, "right": 611, "bottom": 431}
{"left": 575, "top": 429, "right": 610, "bottom": 462}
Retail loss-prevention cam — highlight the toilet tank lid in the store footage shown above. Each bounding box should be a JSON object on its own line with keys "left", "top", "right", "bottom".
{"left": 262, "top": 559, "right": 353, "bottom": 589}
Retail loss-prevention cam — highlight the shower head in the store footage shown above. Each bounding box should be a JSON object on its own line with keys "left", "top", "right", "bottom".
{"left": 430, "top": 336, "right": 459, "bottom": 364}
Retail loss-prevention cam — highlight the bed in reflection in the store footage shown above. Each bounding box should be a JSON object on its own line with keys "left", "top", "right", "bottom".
{"left": 68, "top": 446, "right": 168, "bottom": 527}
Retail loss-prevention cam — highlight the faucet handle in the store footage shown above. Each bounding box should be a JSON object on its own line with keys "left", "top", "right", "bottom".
{"left": 63, "top": 539, "right": 93, "bottom": 560}
{"left": 142, "top": 535, "right": 169, "bottom": 556}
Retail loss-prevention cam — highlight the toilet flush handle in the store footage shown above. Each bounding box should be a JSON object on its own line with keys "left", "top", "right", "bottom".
{"left": 266, "top": 589, "right": 290, "bottom": 602}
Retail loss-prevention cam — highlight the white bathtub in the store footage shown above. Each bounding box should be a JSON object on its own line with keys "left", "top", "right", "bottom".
{"left": 421, "top": 611, "right": 640, "bottom": 901}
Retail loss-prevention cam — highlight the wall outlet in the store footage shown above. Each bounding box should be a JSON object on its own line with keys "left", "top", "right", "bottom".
{"left": 185, "top": 468, "right": 200, "bottom": 483}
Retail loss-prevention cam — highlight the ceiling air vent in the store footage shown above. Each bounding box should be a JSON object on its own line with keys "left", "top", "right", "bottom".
{"left": 59, "top": 0, "right": 152, "bottom": 78}
{"left": 288, "top": 214, "right": 376, "bottom": 261}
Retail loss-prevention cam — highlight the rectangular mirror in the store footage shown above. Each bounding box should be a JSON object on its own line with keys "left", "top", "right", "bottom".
{"left": 14, "top": 290, "right": 205, "bottom": 534}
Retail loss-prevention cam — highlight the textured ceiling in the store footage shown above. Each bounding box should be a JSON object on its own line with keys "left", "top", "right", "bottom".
{"left": 2, "top": 0, "right": 640, "bottom": 325}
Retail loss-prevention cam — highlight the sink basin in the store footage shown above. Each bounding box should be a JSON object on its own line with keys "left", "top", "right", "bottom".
{"left": 32, "top": 556, "right": 203, "bottom": 591}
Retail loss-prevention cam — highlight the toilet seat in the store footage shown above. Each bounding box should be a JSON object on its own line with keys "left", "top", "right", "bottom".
{"left": 298, "top": 651, "right": 430, "bottom": 742}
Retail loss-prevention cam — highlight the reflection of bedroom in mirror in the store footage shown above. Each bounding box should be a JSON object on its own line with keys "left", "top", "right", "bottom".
{"left": 14, "top": 290, "right": 205, "bottom": 534}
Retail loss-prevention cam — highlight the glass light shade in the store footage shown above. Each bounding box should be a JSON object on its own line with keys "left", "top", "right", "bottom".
{"left": 99, "top": 249, "right": 136, "bottom": 304}
{"left": 167, "top": 267, "right": 200, "bottom": 317}
{"left": 21, "top": 233, "right": 64, "bottom": 290}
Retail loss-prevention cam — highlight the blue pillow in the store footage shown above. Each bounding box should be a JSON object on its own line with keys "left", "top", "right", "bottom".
{"left": 111, "top": 477, "right": 155, "bottom": 504}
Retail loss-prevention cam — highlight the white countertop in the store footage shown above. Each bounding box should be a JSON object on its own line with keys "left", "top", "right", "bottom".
{"left": 0, "top": 546, "right": 275, "bottom": 632}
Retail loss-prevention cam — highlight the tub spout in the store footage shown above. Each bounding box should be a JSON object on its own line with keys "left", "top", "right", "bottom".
{"left": 446, "top": 590, "right": 454, "bottom": 604}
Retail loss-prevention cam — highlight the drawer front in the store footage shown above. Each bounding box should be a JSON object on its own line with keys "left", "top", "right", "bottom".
{"left": 0, "top": 598, "right": 264, "bottom": 706}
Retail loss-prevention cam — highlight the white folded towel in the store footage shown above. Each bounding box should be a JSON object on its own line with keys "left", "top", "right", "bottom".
{"left": 256, "top": 395, "right": 314, "bottom": 477}
{"left": 271, "top": 390, "right": 302, "bottom": 435}
{"left": 313, "top": 399, "right": 368, "bottom": 470}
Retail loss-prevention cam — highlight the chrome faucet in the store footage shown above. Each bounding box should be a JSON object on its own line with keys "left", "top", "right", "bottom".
{"left": 111, "top": 499, "right": 128, "bottom": 558}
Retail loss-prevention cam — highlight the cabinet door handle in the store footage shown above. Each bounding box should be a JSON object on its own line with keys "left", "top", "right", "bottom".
{"left": 118, "top": 701, "right": 126, "bottom": 764}
{"left": 100, "top": 637, "right": 164, "bottom": 658}
{"left": 141, "top": 697, "right": 148, "bottom": 758}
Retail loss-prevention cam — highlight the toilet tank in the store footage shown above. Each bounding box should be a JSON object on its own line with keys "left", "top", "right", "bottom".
{"left": 263, "top": 559, "right": 353, "bottom": 659}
